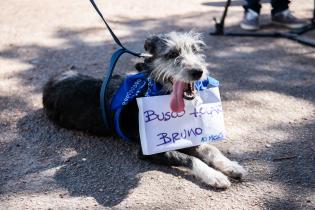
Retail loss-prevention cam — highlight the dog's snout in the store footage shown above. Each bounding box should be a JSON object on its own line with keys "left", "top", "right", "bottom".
{"left": 188, "top": 69, "right": 203, "bottom": 80}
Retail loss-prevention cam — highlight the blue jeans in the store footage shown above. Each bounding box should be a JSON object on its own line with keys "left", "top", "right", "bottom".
{"left": 244, "top": 0, "right": 290, "bottom": 15}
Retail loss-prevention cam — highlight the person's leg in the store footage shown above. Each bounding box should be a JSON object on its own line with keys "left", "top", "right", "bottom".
{"left": 241, "top": 0, "right": 261, "bottom": 30}
{"left": 271, "top": 0, "right": 308, "bottom": 29}
{"left": 271, "top": 0, "right": 290, "bottom": 15}
{"left": 244, "top": 0, "right": 262, "bottom": 14}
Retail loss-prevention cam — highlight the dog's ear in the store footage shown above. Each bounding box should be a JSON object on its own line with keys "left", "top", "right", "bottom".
{"left": 135, "top": 62, "right": 147, "bottom": 72}
{"left": 144, "top": 35, "right": 166, "bottom": 56}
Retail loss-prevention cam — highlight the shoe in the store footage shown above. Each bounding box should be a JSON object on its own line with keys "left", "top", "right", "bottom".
{"left": 272, "top": 9, "right": 308, "bottom": 29}
{"left": 240, "top": 9, "right": 260, "bottom": 31}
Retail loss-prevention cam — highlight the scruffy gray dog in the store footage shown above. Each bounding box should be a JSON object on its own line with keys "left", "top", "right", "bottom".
{"left": 43, "top": 31, "right": 246, "bottom": 189}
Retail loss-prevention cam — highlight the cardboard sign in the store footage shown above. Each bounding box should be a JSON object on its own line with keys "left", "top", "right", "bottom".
{"left": 136, "top": 87, "right": 225, "bottom": 155}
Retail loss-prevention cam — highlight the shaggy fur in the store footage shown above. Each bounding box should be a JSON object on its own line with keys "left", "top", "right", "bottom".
{"left": 43, "top": 31, "right": 246, "bottom": 189}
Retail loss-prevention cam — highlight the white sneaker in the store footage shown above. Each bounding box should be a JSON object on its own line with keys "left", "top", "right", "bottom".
{"left": 272, "top": 9, "right": 309, "bottom": 29}
{"left": 240, "top": 9, "right": 260, "bottom": 31}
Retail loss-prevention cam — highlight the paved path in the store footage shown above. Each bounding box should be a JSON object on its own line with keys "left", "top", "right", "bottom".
{"left": 0, "top": 0, "right": 314, "bottom": 209}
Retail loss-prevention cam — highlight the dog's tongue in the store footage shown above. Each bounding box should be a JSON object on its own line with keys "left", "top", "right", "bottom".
{"left": 170, "top": 80, "right": 186, "bottom": 112}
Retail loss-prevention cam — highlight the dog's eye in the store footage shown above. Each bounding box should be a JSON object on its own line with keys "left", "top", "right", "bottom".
{"left": 192, "top": 46, "right": 198, "bottom": 53}
{"left": 165, "top": 50, "right": 180, "bottom": 59}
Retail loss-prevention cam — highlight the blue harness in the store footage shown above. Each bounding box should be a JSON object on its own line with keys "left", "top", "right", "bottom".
{"left": 110, "top": 73, "right": 166, "bottom": 141}
{"left": 110, "top": 73, "right": 220, "bottom": 141}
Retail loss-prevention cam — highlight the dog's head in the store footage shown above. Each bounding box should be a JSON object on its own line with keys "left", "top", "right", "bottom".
{"left": 142, "top": 31, "right": 208, "bottom": 112}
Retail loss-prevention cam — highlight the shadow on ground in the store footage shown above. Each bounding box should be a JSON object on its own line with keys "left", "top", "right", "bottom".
{"left": 233, "top": 119, "right": 315, "bottom": 209}
{"left": 0, "top": 108, "right": 212, "bottom": 206}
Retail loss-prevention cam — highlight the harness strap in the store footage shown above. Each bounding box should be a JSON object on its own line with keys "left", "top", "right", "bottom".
{"left": 99, "top": 48, "right": 129, "bottom": 130}
{"left": 89, "top": 0, "right": 146, "bottom": 129}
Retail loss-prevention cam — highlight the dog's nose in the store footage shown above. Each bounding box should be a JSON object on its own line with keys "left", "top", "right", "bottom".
{"left": 188, "top": 69, "right": 203, "bottom": 80}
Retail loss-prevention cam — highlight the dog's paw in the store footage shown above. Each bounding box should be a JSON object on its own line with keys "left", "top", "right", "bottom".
{"left": 221, "top": 161, "right": 247, "bottom": 179}
{"left": 192, "top": 159, "right": 231, "bottom": 189}
{"left": 205, "top": 170, "right": 231, "bottom": 189}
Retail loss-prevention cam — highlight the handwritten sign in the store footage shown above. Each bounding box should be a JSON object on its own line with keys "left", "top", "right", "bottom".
{"left": 136, "top": 87, "right": 225, "bottom": 155}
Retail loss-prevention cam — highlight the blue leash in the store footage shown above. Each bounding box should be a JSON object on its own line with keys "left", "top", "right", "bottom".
{"left": 89, "top": 0, "right": 148, "bottom": 130}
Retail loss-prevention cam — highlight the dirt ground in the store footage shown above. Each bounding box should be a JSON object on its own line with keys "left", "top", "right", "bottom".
{"left": 0, "top": 0, "right": 314, "bottom": 209}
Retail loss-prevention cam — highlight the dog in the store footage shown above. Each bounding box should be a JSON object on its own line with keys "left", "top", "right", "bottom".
{"left": 43, "top": 31, "right": 246, "bottom": 189}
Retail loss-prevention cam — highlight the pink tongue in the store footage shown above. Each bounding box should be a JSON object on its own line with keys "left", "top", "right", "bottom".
{"left": 170, "top": 80, "right": 185, "bottom": 112}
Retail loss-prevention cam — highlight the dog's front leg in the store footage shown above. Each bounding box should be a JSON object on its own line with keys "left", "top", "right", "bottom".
{"left": 139, "top": 150, "right": 231, "bottom": 189}
{"left": 180, "top": 144, "right": 247, "bottom": 179}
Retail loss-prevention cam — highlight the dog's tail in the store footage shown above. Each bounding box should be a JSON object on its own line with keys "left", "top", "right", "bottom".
{"left": 42, "top": 71, "right": 109, "bottom": 135}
